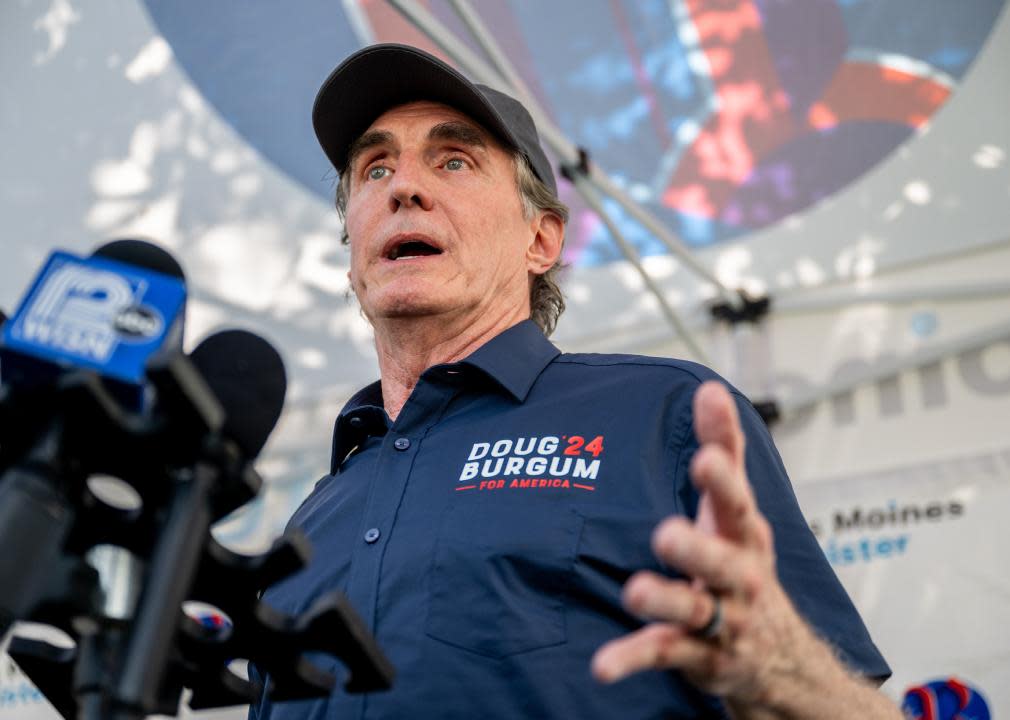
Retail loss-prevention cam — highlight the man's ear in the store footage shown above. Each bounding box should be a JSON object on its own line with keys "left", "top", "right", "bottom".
{"left": 526, "top": 211, "right": 564, "bottom": 275}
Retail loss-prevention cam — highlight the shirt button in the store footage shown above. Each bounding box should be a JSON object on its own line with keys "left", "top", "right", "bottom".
{"left": 348, "top": 416, "right": 364, "bottom": 428}
{"left": 364, "top": 527, "right": 380, "bottom": 544}
{"left": 393, "top": 437, "right": 410, "bottom": 451}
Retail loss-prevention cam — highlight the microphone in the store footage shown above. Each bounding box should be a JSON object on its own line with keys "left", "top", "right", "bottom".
{"left": 0, "top": 240, "right": 187, "bottom": 410}
{"left": 92, "top": 239, "right": 185, "bottom": 281}
{"left": 0, "top": 240, "right": 187, "bottom": 641}
{"left": 6, "top": 318, "right": 390, "bottom": 716}
{"left": 111, "top": 329, "right": 287, "bottom": 716}
{"left": 189, "top": 329, "right": 287, "bottom": 458}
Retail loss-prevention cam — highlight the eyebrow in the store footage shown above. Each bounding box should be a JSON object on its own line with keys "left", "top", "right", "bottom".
{"left": 345, "top": 120, "right": 492, "bottom": 176}
{"left": 427, "top": 121, "right": 488, "bottom": 150}
{"left": 346, "top": 129, "right": 394, "bottom": 174}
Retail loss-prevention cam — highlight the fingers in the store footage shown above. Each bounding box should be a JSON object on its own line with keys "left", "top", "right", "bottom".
{"left": 693, "top": 381, "right": 744, "bottom": 468}
{"left": 591, "top": 382, "right": 786, "bottom": 693}
{"left": 691, "top": 382, "right": 771, "bottom": 550}
{"left": 691, "top": 443, "right": 768, "bottom": 549}
{"left": 622, "top": 571, "right": 718, "bottom": 630}
{"left": 592, "top": 623, "right": 716, "bottom": 684}
{"left": 592, "top": 571, "right": 720, "bottom": 685}
{"left": 651, "top": 518, "right": 767, "bottom": 598}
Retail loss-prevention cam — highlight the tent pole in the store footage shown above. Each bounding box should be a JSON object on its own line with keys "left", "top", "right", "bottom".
{"left": 775, "top": 279, "right": 1010, "bottom": 314}
{"left": 569, "top": 172, "right": 712, "bottom": 365}
{"left": 445, "top": 0, "right": 534, "bottom": 103}
{"left": 385, "top": 0, "right": 739, "bottom": 307}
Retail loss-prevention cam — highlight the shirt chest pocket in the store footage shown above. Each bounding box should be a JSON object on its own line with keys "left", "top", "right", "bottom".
{"left": 425, "top": 502, "right": 584, "bottom": 658}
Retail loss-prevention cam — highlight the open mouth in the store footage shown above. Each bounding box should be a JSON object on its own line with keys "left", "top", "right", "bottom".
{"left": 386, "top": 239, "right": 443, "bottom": 260}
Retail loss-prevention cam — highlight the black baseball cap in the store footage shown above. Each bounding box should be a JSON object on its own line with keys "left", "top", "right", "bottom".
{"left": 312, "top": 43, "right": 557, "bottom": 196}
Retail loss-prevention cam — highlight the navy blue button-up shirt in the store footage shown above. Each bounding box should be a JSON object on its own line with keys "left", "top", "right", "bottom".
{"left": 250, "top": 320, "right": 888, "bottom": 719}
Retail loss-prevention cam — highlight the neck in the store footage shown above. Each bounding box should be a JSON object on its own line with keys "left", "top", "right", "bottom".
{"left": 372, "top": 306, "right": 528, "bottom": 421}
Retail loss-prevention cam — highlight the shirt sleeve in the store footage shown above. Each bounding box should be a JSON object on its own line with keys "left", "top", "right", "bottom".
{"left": 732, "top": 392, "right": 892, "bottom": 681}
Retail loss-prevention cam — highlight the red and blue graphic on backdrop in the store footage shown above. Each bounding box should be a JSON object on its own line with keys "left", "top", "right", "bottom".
{"left": 903, "top": 678, "right": 990, "bottom": 720}
{"left": 142, "top": 0, "right": 1005, "bottom": 263}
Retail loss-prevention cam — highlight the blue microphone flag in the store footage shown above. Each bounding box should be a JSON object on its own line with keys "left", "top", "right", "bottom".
{"left": 0, "top": 250, "right": 186, "bottom": 401}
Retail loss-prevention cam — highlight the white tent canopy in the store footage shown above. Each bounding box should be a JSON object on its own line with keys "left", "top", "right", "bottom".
{"left": 2, "top": 1, "right": 1008, "bottom": 716}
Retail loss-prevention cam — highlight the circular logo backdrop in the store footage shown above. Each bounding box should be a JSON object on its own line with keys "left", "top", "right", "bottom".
{"left": 143, "top": 0, "right": 1006, "bottom": 266}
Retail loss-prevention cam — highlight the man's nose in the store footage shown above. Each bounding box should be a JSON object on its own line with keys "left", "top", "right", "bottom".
{"left": 388, "top": 156, "right": 434, "bottom": 212}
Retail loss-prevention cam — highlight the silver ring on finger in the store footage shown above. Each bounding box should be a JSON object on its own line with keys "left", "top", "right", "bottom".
{"left": 691, "top": 592, "right": 723, "bottom": 640}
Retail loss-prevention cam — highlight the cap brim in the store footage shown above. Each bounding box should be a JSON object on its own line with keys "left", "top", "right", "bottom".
{"left": 312, "top": 44, "right": 521, "bottom": 175}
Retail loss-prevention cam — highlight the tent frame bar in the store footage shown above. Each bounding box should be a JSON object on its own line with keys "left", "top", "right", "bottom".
{"left": 775, "top": 279, "right": 1010, "bottom": 314}
{"left": 567, "top": 170, "right": 711, "bottom": 364}
{"left": 386, "top": 0, "right": 741, "bottom": 331}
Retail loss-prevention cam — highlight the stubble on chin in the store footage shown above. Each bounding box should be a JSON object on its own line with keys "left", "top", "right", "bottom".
{"left": 362, "top": 285, "right": 453, "bottom": 322}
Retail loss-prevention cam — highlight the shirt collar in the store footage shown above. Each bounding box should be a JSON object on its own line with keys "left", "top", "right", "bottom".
{"left": 457, "top": 319, "right": 560, "bottom": 402}
{"left": 342, "top": 379, "right": 383, "bottom": 411}
{"left": 330, "top": 381, "right": 386, "bottom": 474}
{"left": 340, "top": 319, "right": 560, "bottom": 413}
{"left": 330, "top": 320, "right": 559, "bottom": 473}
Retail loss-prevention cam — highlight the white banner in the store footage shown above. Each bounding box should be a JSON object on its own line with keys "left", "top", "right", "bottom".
{"left": 795, "top": 446, "right": 1009, "bottom": 714}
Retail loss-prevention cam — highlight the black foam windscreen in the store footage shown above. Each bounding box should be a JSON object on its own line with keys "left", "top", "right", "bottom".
{"left": 189, "top": 330, "right": 287, "bottom": 458}
{"left": 0, "top": 309, "right": 7, "bottom": 326}
{"left": 92, "top": 239, "right": 186, "bottom": 282}
{"left": 92, "top": 238, "right": 187, "bottom": 355}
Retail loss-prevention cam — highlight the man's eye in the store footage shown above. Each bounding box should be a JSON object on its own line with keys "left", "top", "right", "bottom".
{"left": 367, "top": 166, "right": 389, "bottom": 180}
{"left": 445, "top": 158, "right": 466, "bottom": 171}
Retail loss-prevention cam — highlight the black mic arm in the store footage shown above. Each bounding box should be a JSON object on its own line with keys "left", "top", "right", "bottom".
{"left": 3, "top": 348, "right": 393, "bottom": 719}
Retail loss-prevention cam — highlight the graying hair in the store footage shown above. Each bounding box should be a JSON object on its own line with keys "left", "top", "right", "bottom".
{"left": 334, "top": 151, "right": 569, "bottom": 336}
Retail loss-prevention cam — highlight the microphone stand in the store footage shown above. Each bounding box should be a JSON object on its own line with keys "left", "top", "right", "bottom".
{"left": 111, "top": 464, "right": 214, "bottom": 720}
{"left": 0, "top": 356, "right": 394, "bottom": 719}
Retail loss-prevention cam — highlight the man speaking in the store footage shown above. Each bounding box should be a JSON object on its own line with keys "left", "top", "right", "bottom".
{"left": 251, "top": 44, "right": 899, "bottom": 719}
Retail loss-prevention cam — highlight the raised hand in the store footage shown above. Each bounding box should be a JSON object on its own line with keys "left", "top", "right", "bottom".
{"left": 591, "top": 381, "right": 901, "bottom": 719}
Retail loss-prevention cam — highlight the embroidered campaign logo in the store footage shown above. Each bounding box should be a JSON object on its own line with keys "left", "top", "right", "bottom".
{"left": 456, "top": 434, "right": 605, "bottom": 493}
{"left": 902, "top": 677, "right": 990, "bottom": 720}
